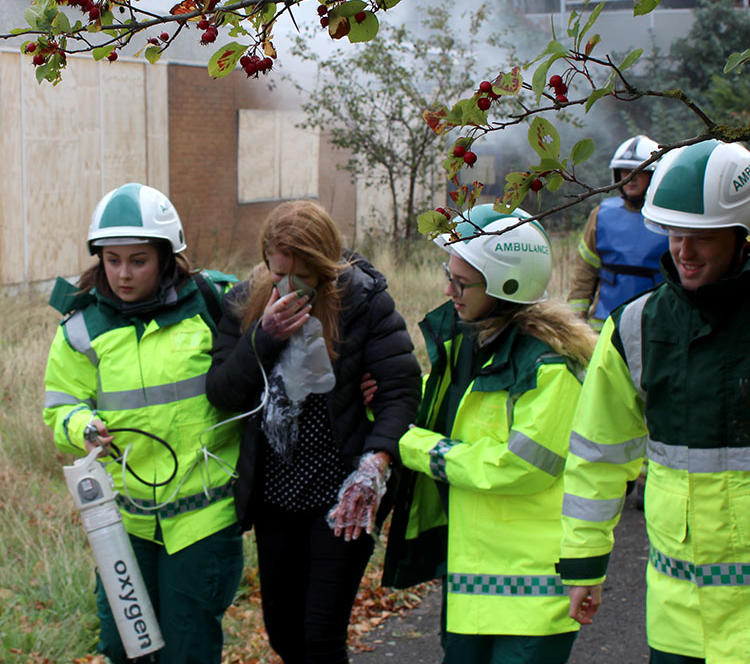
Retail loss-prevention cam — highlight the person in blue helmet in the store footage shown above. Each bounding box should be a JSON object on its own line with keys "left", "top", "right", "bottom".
{"left": 568, "top": 135, "right": 668, "bottom": 331}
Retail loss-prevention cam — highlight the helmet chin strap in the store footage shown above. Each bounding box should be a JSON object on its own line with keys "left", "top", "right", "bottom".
{"left": 118, "top": 266, "right": 180, "bottom": 316}
{"left": 619, "top": 188, "right": 646, "bottom": 209}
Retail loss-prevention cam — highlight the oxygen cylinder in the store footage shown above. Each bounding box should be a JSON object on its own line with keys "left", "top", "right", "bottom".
{"left": 64, "top": 447, "right": 164, "bottom": 659}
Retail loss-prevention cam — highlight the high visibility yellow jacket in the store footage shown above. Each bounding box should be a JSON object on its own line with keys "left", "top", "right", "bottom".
{"left": 383, "top": 301, "right": 582, "bottom": 637}
{"left": 559, "top": 257, "right": 750, "bottom": 663}
{"left": 43, "top": 272, "right": 241, "bottom": 554}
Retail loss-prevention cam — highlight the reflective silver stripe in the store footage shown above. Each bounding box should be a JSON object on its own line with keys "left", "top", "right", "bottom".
{"left": 648, "top": 438, "right": 750, "bottom": 473}
{"left": 649, "top": 545, "right": 750, "bottom": 587}
{"left": 508, "top": 430, "right": 565, "bottom": 476}
{"left": 618, "top": 292, "right": 651, "bottom": 402}
{"left": 562, "top": 492, "right": 624, "bottom": 522}
{"left": 569, "top": 431, "right": 646, "bottom": 465}
{"left": 448, "top": 572, "right": 566, "bottom": 596}
{"left": 97, "top": 374, "right": 207, "bottom": 411}
{"left": 44, "top": 391, "right": 95, "bottom": 409}
{"left": 64, "top": 311, "right": 99, "bottom": 366}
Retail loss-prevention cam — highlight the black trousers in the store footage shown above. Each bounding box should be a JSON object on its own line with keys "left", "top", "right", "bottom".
{"left": 254, "top": 504, "right": 375, "bottom": 664}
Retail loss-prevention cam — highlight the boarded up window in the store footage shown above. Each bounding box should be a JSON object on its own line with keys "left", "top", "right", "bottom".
{"left": 237, "top": 110, "right": 319, "bottom": 203}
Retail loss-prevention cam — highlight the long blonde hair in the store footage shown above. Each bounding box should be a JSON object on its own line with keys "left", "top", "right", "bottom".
{"left": 235, "top": 200, "right": 345, "bottom": 358}
{"left": 477, "top": 299, "right": 598, "bottom": 367}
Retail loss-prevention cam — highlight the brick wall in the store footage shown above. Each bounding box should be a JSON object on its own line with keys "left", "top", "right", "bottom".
{"left": 168, "top": 63, "right": 356, "bottom": 271}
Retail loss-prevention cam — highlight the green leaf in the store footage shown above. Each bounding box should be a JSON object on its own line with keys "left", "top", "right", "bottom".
{"left": 348, "top": 13, "right": 379, "bottom": 43}
{"left": 92, "top": 45, "right": 112, "bottom": 61}
{"left": 634, "top": 0, "right": 661, "bottom": 15}
{"left": 337, "top": 1, "right": 367, "bottom": 17}
{"left": 493, "top": 67, "right": 522, "bottom": 96}
{"left": 35, "top": 63, "right": 48, "bottom": 84}
{"left": 145, "top": 46, "right": 162, "bottom": 65}
{"left": 442, "top": 156, "right": 464, "bottom": 180}
{"left": 585, "top": 86, "right": 612, "bottom": 112}
{"left": 528, "top": 39, "right": 567, "bottom": 67}
{"left": 495, "top": 171, "right": 531, "bottom": 214}
{"left": 528, "top": 117, "right": 560, "bottom": 161}
{"left": 100, "top": 9, "right": 115, "bottom": 27}
{"left": 418, "top": 210, "right": 452, "bottom": 238}
{"left": 537, "top": 157, "right": 564, "bottom": 172}
{"left": 51, "top": 10, "right": 71, "bottom": 34}
{"left": 571, "top": 138, "right": 595, "bottom": 164}
{"left": 531, "top": 54, "right": 566, "bottom": 103}
{"left": 207, "top": 42, "right": 246, "bottom": 79}
{"left": 618, "top": 48, "right": 643, "bottom": 72}
{"left": 448, "top": 98, "right": 487, "bottom": 127}
{"left": 546, "top": 172, "right": 564, "bottom": 192}
{"left": 577, "top": 1, "right": 604, "bottom": 49}
{"left": 724, "top": 49, "right": 750, "bottom": 73}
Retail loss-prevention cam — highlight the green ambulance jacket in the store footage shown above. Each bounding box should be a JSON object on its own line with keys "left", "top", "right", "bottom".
{"left": 43, "top": 271, "right": 241, "bottom": 554}
{"left": 559, "top": 257, "right": 750, "bottom": 663}
{"left": 384, "top": 301, "right": 582, "bottom": 637}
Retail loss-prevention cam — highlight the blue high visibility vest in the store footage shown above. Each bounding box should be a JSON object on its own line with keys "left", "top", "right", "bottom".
{"left": 593, "top": 197, "right": 667, "bottom": 321}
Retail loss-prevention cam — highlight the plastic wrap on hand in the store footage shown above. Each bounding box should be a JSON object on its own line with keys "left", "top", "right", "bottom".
{"left": 326, "top": 452, "right": 391, "bottom": 537}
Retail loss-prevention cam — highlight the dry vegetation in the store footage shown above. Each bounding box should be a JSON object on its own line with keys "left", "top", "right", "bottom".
{"left": 0, "top": 234, "right": 578, "bottom": 662}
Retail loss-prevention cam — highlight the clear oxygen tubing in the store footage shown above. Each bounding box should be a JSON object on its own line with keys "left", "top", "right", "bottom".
{"left": 63, "top": 446, "right": 164, "bottom": 660}
{"left": 94, "top": 323, "right": 271, "bottom": 512}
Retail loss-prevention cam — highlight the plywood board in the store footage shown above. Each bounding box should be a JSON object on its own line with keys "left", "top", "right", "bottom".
{"left": 279, "top": 112, "right": 318, "bottom": 200}
{"left": 0, "top": 53, "right": 24, "bottom": 285}
{"left": 24, "top": 56, "right": 101, "bottom": 282}
{"left": 100, "top": 61, "right": 147, "bottom": 193}
{"left": 238, "top": 109, "right": 277, "bottom": 203}
{"left": 146, "top": 64, "right": 169, "bottom": 195}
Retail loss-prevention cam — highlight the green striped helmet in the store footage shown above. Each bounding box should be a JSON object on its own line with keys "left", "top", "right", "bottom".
{"left": 435, "top": 204, "right": 552, "bottom": 303}
{"left": 88, "top": 183, "right": 186, "bottom": 255}
{"left": 643, "top": 140, "right": 750, "bottom": 234}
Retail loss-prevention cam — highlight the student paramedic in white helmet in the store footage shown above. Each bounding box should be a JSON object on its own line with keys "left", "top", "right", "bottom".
{"left": 383, "top": 204, "right": 598, "bottom": 664}
{"left": 43, "top": 183, "right": 243, "bottom": 663}
{"left": 568, "top": 135, "right": 668, "bottom": 331}
{"left": 559, "top": 140, "right": 750, "bottom": 664}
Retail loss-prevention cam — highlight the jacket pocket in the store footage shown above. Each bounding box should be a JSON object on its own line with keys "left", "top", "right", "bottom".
{"left": 732, "top": 490, "right": 750, "bottom": 548}
{"left": 644, "top": 477, "right": 688, "bottom": 546}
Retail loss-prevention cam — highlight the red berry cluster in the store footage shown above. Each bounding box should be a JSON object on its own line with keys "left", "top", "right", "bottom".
{"left": 65, "top": 0, "right": 102, "bottom": 21}
{"left": 317, "top": 3, "right": 331, "bottom": 28}
{"left": 26, "top": 40, "right": 66, "bottom": 67}
{"left": 147, "top": 33, "right": 170, "bottom": 46}
{"left": 452, "top": 142, "right": 477, "bottom": 167}
{"left": 240, "top": 54, "right": 273, "bottom": 77}
{"left": 435, "top": 207, "right": 451, "bottom": 219}
{"left": 198, "top": 18, "right": 219, "bottom": 44}
{"left": 548, "top": 74, "right": 568, "bottom": 104}
{"left": 475, "top": 80, "right": 499, "bottom": 113}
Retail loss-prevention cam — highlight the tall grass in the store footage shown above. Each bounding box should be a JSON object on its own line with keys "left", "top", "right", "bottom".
{"left": 0, "top": 233, "right": 580, "bottom": 662}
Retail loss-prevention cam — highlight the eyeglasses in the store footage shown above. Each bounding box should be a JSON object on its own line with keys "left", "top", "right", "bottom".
{"left": 442, "top": 262, "right": 483, "bottom": 297}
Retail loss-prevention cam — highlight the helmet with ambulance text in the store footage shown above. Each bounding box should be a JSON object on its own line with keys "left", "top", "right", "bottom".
{"left": 434, "top": 204, "right": 552, "bottom": 303}
{"left": 642, "top": 140, "right": 750, "bottom": 234}
{"left": 88, "top": 183, "right": 186, "bottom": 255}
{"left": 610, "top": 135, "right": 659, "bottom": 184}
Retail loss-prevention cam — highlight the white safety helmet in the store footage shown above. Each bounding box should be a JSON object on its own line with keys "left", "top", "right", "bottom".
{"left": 435, "top": 204, "right": 552, "bottom": 303}
{"left": 642, "top": 140, "right": 750, "bottom": 235}
{"left": 88, "top": 183, "right": 186, "bottom": 255}
{"left": 610, "top": 135, "right": 660, "bottom": 184}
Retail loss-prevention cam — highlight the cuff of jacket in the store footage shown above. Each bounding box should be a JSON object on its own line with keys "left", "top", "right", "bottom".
{"left": 556, "top": 553, "right": 610, "bottom": 585}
